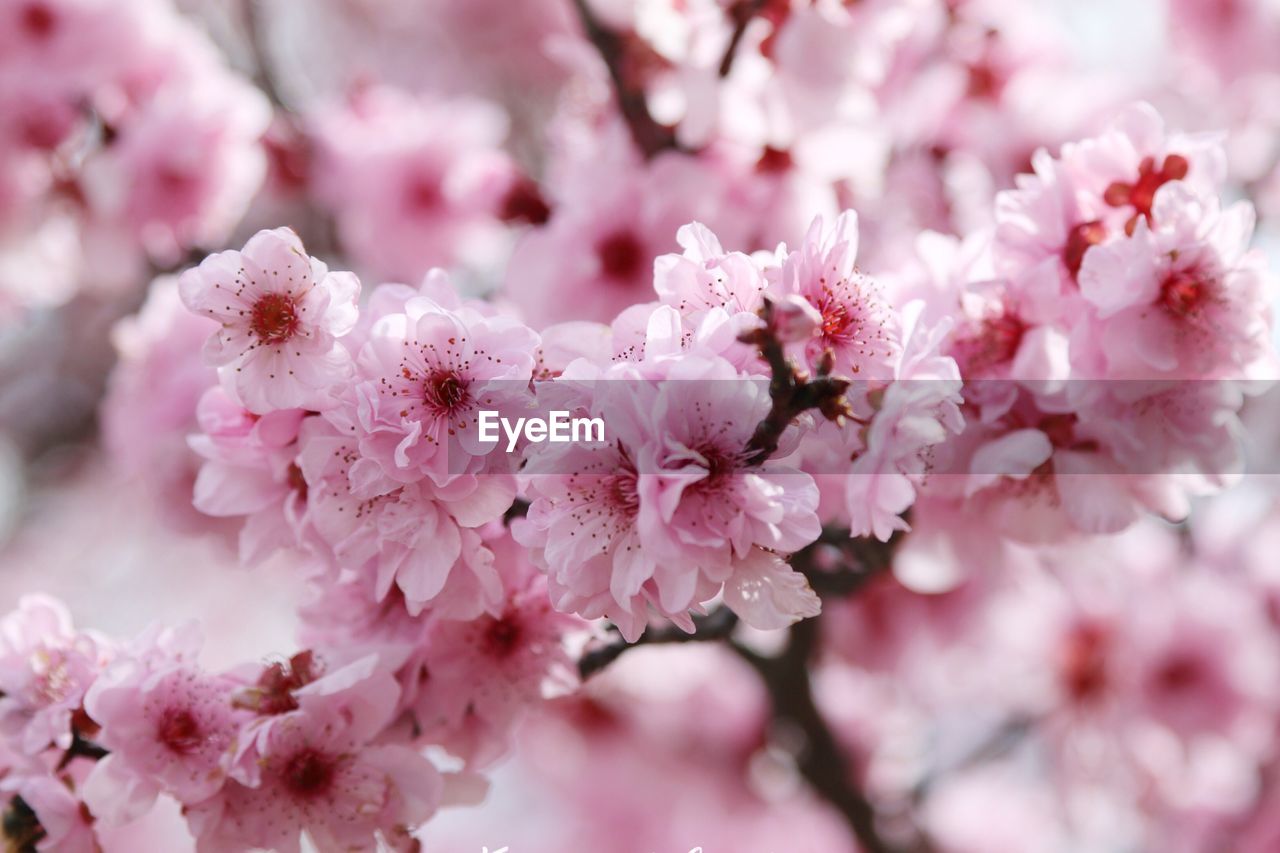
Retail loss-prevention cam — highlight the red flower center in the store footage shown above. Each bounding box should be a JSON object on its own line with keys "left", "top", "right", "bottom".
{"left": 952, "top": 311, "right": 1025, "bottom": 374}
{"left": 157, "top": 708, "right": 203, "bottom": 755}
{"left": 1155, "top": 654, "right": 1205, "bottom": 694}
{"left": 1062, "top": 220, "right": 1106, "bottom": 279}
{"left": 1104, "top": 154, "right": 1189, "bottom": 235}
{"left": 756, "top": 146, "right": 793, "bottom": 174}
{"left": 282, "top": 748, "right": 336, "bottom": 799}
{"left": 249, "top": 293, "right": 301, "bottom": 344}
{"left": 482, "top": 617, "right": 523, "bottom": 659}
{"left": 500, "top": 178, "right": 551, "bottom": 225}
{"left": 423, "top": 370, "right": 470, "bottom": 414}
{"left": 597, "top": 231, "right": 645, "bottom": 283}
{"left": 1060, "top": 622, "right": 1110, "bottom": 704}
{"left": 1159, "top": 270, "right": 1207, "bottom": 317}
{"left": 405, "top": 174, "right": 442, "bottom": 213}
{"left": 20, "top": 3, "right": 56, "bottom": 39}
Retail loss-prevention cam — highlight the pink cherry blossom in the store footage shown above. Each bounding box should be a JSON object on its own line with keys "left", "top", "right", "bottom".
{"left": 520, "top": 354, "right": 823, "bottom": 638}
{"left": 82, "top": 628, "right": 242, "bottom": 821}
{"left": 296, "top": 418, "right": 506, "bottom": 619}
{"left": 188, "top": 701, "right": 440, "bottom": 853}
{"left": 309, "top": 86, "right": 518, "bottom": 282}
{"left": 187, "top": 387, "right": 309, "bottom": 565}
{"left": 178, "top": 227, "right": 360, "bottom": 414}
{"left": 770, "top": 211, "right": 902, "bottom": 380}
{"left": 0, "top": 596, "right": 108, "bottom": 755}
{"left": 346, "top": 275, "right": 539, "bottom": 489}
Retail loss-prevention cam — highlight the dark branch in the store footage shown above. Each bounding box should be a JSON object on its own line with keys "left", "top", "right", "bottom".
{"left": 503, "top": 497, "right": 531, "bottom": 525}
{"left": 793, "top": 523, "right": 908, "bottom": 596}
{"left": 569, "top": 0, "right": 682, "bottom": 159}
{"left": 740, "top": 299, "right": 853, "bottom": 465}
{"left": 732, "top": 619, "right": 927, "bottom": 853}
{"left": 578, "top": 606, "right": 739, "bottom": 680}
{"left": 56, "top": 727, "right": 108, "bottom": 772}
{"left": 719, "top": 0, "right": 768, "bottom": 77}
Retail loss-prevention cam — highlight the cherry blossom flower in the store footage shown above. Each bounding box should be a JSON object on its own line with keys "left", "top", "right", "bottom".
{"left": 188, "top": 700, "right": 440, "bottom": 853}
{"left": 178, "top": 227, "right": 360, "bottom": 414}
{"left": 769, "top": 212, "right": 902, "bottom": 380}
{"left": 346, "top": 273, "right": 538, "bottom": 490}
{"left": 82, "top": 626, "right": 242, "bottom": 821}
{"left": 0, "top": 596, "right": 108, "bottom": 755}
{"left": 309, "top": 86, "right": 517, "bottom": 282}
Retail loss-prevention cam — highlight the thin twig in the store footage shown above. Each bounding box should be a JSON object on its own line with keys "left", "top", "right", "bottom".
{"left": 793, "top": 523, "right": 908, "bottom": 596}
{"left": 740, "top": 299, "right": 853, "bottom": 465}
{"left": 578, "top": 606, "right": 739, "bottom": 680}
{"left": 569, "top": 0, "right": 682, "bottom": 159}
{"left": 719, "top": 0, "right": 768, "bottom": 78}
{"left": 56, "top": 728, "right": 108, "bottom": 772}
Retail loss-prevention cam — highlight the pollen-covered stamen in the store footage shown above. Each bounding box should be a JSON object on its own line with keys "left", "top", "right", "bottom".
{"left": 811, "top": 273, "right": 893, "bottom": 371}
{"left": 29, "top": 648, "right": 75, "bottom": 706}
{"left": 1062, "top": 220, "right": 1106, "bottom": 279}
{"left": 1159, "top": 269, "right": 1209, "bottom": 317}
{"left": 597, "top": 230, "right": 645, "bottom": 283}
{"left": 602, "top": 469, "right": 640, "bottom": 515}
{"left": 281, "top": 747, "right": 337, "bottom": 799}
{"left": 1104, "top": 153, "right": 1190, "bottom": 235}
{"left": 249, "top": 292, "right": 301, "bottom": 344}
{"left": 422, "top": 370, "right": 471, "bottom": 415}
{"left": 157, "top": 708, "right": 203, "bottom": 755}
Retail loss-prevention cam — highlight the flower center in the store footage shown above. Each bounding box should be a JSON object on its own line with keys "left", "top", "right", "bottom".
{"left": 482, "top": 617, "right": 522, "bottom": 659}
{"left": 1159, "top": 270, "right": 1207, "bottom": 317}
{"left": 423, "top": 370, "right": 470, "bottom": 414}
{"left": 405, "top": 174, "right": 442, "bottom": 213}
{"left": 1059, "top": 622, "right": 1110, "bottom": 705}
{"left": 1062, "top": 220, "right": 1106, "bottom": 279}
{"left": 20, "top": 3, "right": 55, "bottom": 39}
{"left": 500, "top": 178, "right": 551, "bottom": 225}
{"left": 1104, "top": 154, "right": 1189, "bottom": 235}
{"left": 952, "top": 311, "right": 1025, "bottom": 374}
{"left": 1154, "top": 654, "right": 1204, "bottom": 694}
{"left": 249, "top": 293, "right": 301, "bottom": 344}
{"left": 282, "top": 748, "right": 336, "bottom": 799}
{"left": 157, "top": 708, "right": 203, "bottom": 755}
{"left": 756, "top": 146, "right": 793, "bottom": 174}
{"left": 603, "top": 470, "right": 640, "bottom": 515}
{"left": 597, "top": 231, "right": 645, "bottom": 283}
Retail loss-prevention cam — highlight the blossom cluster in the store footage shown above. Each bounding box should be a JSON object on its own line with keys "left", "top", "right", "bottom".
{"left": 5, "top": 0, "right": 1280, "bottom": 851}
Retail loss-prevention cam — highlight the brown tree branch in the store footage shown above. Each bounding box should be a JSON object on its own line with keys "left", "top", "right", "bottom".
{"left": 719, "top": 0, "right": 769, "bottom": 78}
{"left": 578, "top": 606, "right": 739, "bottom": 680}
{"left": 740, "top": 299, "right": 853, "bottom": 465}
{"left": 732, "top": 618, "right": 927, "bottom": 853}
{"left": 569, "top": 0, "right": 683, "bottom": 159}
